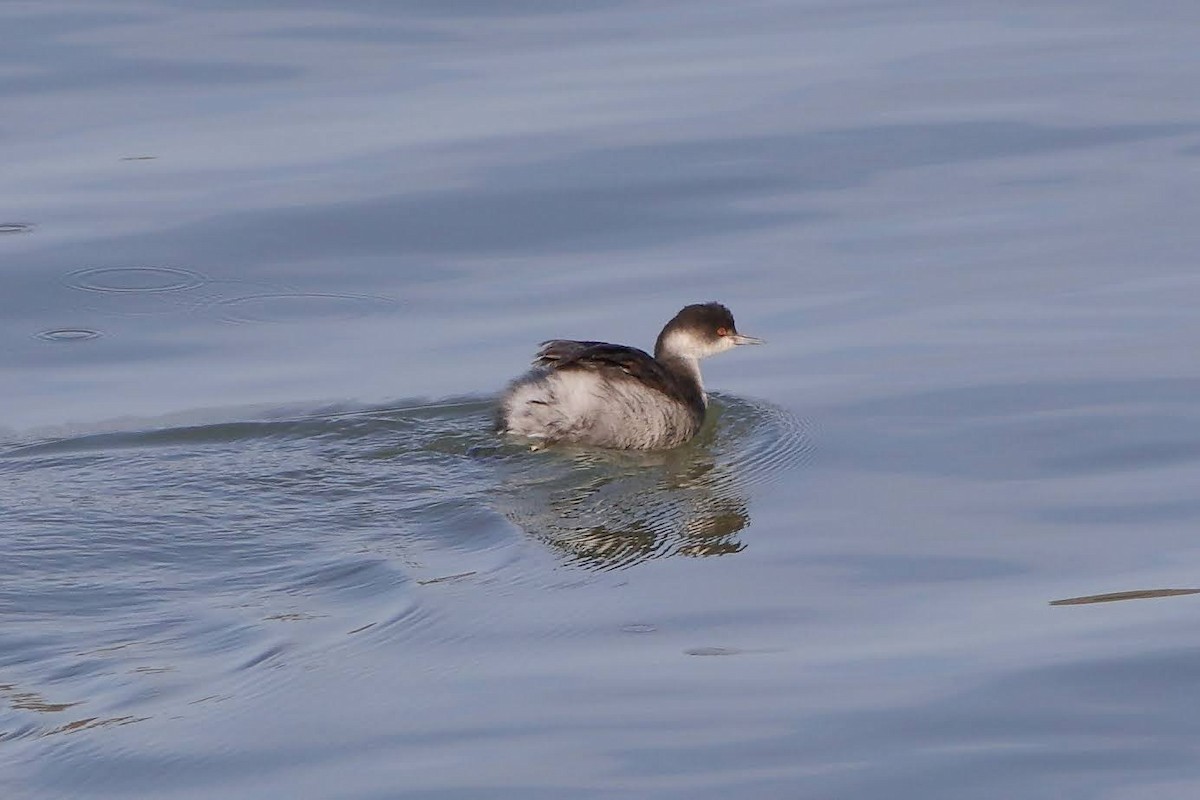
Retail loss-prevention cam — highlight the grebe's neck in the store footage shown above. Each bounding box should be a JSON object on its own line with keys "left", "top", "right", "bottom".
{"left": 656, "top": 353, "right": 707, "bottom": 409}
{"left": 654, "top": 328, "right": 716, "bottom": 411}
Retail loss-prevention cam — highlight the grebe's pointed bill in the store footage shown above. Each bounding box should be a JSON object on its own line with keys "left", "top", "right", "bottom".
{"left": 729, "top": 333, "right": 765, "bottom": 346}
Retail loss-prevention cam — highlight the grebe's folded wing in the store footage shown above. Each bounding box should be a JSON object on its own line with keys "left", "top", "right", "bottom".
{"left": 533, "top": 339, "right": 607, "bottom": 366}
{"left": 534, "top": 339, "right": 670, "bottom": 384}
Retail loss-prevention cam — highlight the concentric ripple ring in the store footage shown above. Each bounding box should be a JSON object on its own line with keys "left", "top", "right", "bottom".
{"left": 213, "top": 293, "right": 399, "bottom": 324}
{"left": 66, "top": 267, "right": 207, "bottom": 294}
{"left": 35, "top": 328, "right": 103, "bottom": 342}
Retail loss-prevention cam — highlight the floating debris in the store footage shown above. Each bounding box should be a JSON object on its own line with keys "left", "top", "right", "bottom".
{"left": 685, "top": 646, "right": 743, "bottom": 657}
{"left": 417, "top": 571, "right": 477, "bottom": 586}
{"left": 1050, "top": 588, "right": 1200, "bottom": 606}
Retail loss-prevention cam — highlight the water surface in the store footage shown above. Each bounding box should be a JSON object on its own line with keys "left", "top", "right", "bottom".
{"left": 3, "top": 1, "right": 1200, "bottom": 797}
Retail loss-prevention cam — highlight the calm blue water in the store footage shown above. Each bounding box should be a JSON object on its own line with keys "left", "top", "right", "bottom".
{"left": 4, "top": 1, "right": 1200, "bottom": 797}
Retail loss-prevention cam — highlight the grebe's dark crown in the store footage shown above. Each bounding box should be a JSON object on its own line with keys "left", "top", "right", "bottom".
{"left": 667, "top": 302, "right": 737, "bottom": 335}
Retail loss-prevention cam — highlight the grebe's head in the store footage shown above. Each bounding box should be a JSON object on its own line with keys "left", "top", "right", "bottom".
{"left": 654, "top": 302, "right": 764, "bottom": 361}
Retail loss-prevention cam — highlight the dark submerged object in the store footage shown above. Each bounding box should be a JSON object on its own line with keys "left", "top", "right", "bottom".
{"left": 496, "top": 302, "right": 763, "bottom": 449}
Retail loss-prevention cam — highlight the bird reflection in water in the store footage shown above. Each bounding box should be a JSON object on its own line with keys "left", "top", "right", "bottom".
{"left": 492, "top": 402, "right": 753, "bottom": 568}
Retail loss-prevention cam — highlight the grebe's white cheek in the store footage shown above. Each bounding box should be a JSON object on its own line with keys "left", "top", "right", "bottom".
{"left": 661, "top": 329, "right": 708, "bottom": 359}
{"left": 702, "top": 336, "right": 737, "bottom": 357}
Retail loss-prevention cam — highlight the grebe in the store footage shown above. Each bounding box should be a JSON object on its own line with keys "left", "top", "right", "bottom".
{"left": 496, "top": 302, "right": 762, "bottom": 449}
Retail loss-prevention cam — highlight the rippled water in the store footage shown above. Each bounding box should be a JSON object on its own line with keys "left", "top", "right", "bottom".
{"left": 0, "top": 394, "right": 797, "bottom": 729}
{"left": 4, "top": 0, "right": 1200, "bottom": 797}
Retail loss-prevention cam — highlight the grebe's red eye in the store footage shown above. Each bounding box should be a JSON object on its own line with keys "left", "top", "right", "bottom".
{"left": 716, "top": 327, "right": 728, "bottom": 336}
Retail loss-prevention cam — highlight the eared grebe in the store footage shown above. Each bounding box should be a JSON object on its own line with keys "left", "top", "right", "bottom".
{"left": 496, "top": 302, "right": 763, "bottom": 450}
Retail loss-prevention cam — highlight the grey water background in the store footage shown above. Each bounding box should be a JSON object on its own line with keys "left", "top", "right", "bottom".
{"left": 3, "top": 0, "right": 1200, "bottom": 797}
